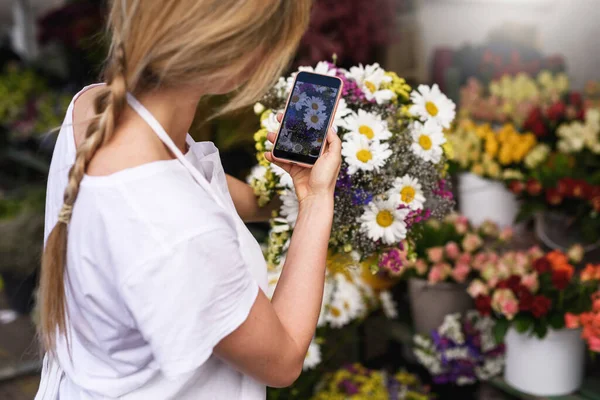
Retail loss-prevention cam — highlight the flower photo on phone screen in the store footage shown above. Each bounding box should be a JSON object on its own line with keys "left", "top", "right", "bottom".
{"left": 279, "top": 83, "right": 339, "bottom": 157}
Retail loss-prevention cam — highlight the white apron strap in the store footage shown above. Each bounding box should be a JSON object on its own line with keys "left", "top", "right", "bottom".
{"left": 125, "top": 93, "right": 226, "bottom": 209}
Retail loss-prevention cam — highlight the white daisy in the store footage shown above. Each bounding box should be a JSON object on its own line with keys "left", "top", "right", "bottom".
{"left": 317, "top": 281, "right": 334, "bottom": 328}
{"left": 410, "top": 120, "right": 446, "bottom": 163}
{"left": 303, "top": 338, "right": 322, "bottom": 370}
{"left": 388, "top": 175, "right": 426, "bottom": 211}
{"left": 341, "top": 109, "right": 392, "bottom": 142}
{"left": 261, "top": 111, "right": 281, "bottom": 132}
{"left": 359, "top": 198, "right": 409, "bottom": 245}
{"left": 333, "top": 98, "right": 352, "bottom": 129}
{"left": 298, "top": 61, "right": 337, "bottom": 76}
{"left": 341, "top": 135, "right": 392, "bottom": 175}
{"left": 380, "top": 291, "right": 398, "bottom": 319}
{"left": 289, "top": 90, "right": 308, "bottom": 111}
{"left": 274, "top": 76, "right": 295, "bottom": 100}
{"left": 246, "top": 164, "right": 267, "bottom": 184}
{"left": 303, "top": 96, "right": 326, "bottom": 113}
{"left": 270, "top": 163, "right": 293, "bottom": 189}
{"left": 409, "top": 84, "right": 456, "bottom": 129}
{"left": 304, "top": 109, "right": 327, "bottom": 130}
{"left": 279, "top": 189, "right": 299, "bottom": 228}
{"left": 277, "top": 127, "right": 294, "bottom": 151}
{"left": 348, "top": 63, "right": 395, "bottom": 105}
{"left": 311, "top": 136, "right": 326, "bottom": 151}
{"left": 326, "top": 275, "right": 364, "bottom": 328}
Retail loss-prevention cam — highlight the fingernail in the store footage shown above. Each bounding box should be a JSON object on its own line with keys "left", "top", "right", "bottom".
{"left": 332, "top": 125, "right": 338, "bottom": 133}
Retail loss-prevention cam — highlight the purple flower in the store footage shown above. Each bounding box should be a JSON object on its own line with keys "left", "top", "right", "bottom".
{"left": 434, "top": 179, "right": 454, "bottom": 200}
{"left": 352, "top": 188, "right": 373, "bottom": 205}
{"left": 338, "top": 379, "right": 360, "bottom": 395}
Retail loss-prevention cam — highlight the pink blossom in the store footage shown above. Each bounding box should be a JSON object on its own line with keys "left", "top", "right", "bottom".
{"left": 458, "top": 252, "right": 472, "bottom": 266}
{"left": 481, "top": 263, "right": 497, "bottom": 284}
{"left": 528, "top": 246, "right": 545, "bottom": 259}
{"left": 564, "top": 313, "right": 580, "bottom": 329}
{"left": 492, "top": 289, "right": 519, "bottom": 320}
{"left": 452, "top": 262, "right": 471, "bottom": 283}
{"left": 567, "top": 244, "right": 585, "bottom": 263}
{"left": 462, "top": 233, "right": 483, "bottom": 253}
{"left": 472, "top": 252, "right": 489, "bottom": 270}
{"left": 480, "top": 220, "right": 500, "bottom": 237}
{"left": 467, "top": 279, "right": 489, "bottom": 298}
{"left": 414, "top": 259, "right": 428, "bottom": 276}
{"left": 454, "top": 218, "right": 469, "bottom": 235}
{"left": 428, "top": 263, "right": 451, "bottom": 284}
{"left": 496, "top": 261, "right": 511, "bottom": 279}
{"left": 588, "top": 336, "right": 600, "bottom": 353}
{"left": 521, "top": 272, "right": 539, "bottom": 293}
{"left": 445, "top": 242, "right": 461, "bottom": 260}
{"left": 499, "top": 226, "right": 514, "bottom": 242}
{"left": 427, "top": 247, "right": 444, "bottom": 263}
{"left": 512, "top": 252, "right": 530, "bottom": 276}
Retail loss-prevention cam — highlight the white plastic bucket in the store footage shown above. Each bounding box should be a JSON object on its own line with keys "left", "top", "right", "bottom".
{"left": 458, "top": 172, "right": 518, "bottom": 227}
{"left": 504, "top": 327, "right": 585, "bottom": 396}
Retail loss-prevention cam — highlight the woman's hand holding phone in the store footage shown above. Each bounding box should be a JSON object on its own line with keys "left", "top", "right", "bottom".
{"left": 264, "top": 113, "right": 341, "bottom": 205}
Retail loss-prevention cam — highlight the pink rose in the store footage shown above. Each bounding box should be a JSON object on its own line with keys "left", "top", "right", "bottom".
{"left": 564, "top": 313, "right": 580, "bottom": 329}
{"left": 513, "top": 252, "right": 529, "bottom": 275}
{"left": 567, "top": 244, "right": 584, "bottom": 263}
{"left": 427, "top": 247, "right": 444, "bottom": 263}
{"left": 480, "top": 220, "right": 500, "bottom": 237}
{"left": 428, "top": 263, "right": 451, "bottom": 284}
{"left": 462, "top": 233, "right": 483, "bottom": 253}
{"left": 458, "top": 252, "right": 472, "bottom": 266}
{"left": 481, "top": 263, "right": 497, "bottom": 283}
{"left": 492, "top": 289, "right": 519, "bottom": 320}
{"left": 528, "top": 246, "right": 544, "bottom": 259}
{"left": 414, "top": 259, "right": 428, "bottom": 276}
{"left": 588, "top": 336, "right": 600, "bottom": 353}
{"left": 499, "top": 226, "right": 514, "bottom": 242}
{"left": 468, "top": 279, "right": 489, "bottom": 298}
{"left": 472, "top": 252, "right": 489, "bottom": 270}
{"left": 452, "top": 262, "right": 471, "bottom": 283}
{"left": 521, "top": 272, "right": 539, "bottom": 293}
{"left": 445, "top": 242, "right": 461, "bottom": 260}
{"left": 496, "top": 261, "right": 511, "bottom": 279}
{"left": 455, "top": 218, "right": 469, "bottom": 235}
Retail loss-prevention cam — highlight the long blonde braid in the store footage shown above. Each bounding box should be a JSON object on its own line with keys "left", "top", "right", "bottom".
{"left": 39, "top": 44, "right": 128, "bottom": 352}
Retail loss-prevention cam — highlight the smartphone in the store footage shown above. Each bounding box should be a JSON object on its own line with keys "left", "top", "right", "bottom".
{"left": 272, "top": 71, "right": 343, "bottom": 167}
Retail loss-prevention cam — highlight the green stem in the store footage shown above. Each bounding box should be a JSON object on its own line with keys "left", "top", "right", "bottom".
{"left": 559, "top": 291, "right": 564, "bottom": 311}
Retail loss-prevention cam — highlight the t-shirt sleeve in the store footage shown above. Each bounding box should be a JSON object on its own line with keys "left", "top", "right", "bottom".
{"left": 120, "top": 225, "right": 259, "bottom": 378}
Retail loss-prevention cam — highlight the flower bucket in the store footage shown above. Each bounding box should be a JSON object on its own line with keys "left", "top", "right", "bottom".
{"left": 504, "top": 327, "right": 585, "bottom": 396}
{"left": 534, "top": 211, "right": 600, "bottom": 253}
{"left": 458, "top": 172, "right": 518, "bottom": 227}
{"left": 408, "top": 278, "right": 473, "bottom": 335}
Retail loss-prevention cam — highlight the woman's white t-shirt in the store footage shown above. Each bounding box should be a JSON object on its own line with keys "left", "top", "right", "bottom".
{"left": 37, "top": 85, "right": 268, "bottom": 400}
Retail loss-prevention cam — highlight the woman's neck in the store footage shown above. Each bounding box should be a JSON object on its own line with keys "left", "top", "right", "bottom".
{"left": 135, "top": 87, "right": 203, "bottom": 152}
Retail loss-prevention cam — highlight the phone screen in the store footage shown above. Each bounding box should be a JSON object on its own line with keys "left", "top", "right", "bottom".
{"left": 273, "top": 72, "right": 342, "bottom": 165}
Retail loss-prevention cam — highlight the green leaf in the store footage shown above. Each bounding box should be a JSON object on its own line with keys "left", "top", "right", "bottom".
{"left": 548, "top": 313, "right": 564, "bottom": 330}
{"left": 493, "top": 318, "right": 510, "bottom": 344}
{"left": 533, "top": 320, "right": 548, "bottom": 339}
{"left": 514, "top": 314, "right": 533, "bottom": 334}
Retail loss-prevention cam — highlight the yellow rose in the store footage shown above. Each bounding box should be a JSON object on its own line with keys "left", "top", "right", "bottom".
{"left": 486, "top": 161, "right": 501, "bottom": 179}
{"left": 498, "top": 145, "right": 513, "bottom": 165}
{"left": 471, "top": 163, "right": 485, "bottom": 176}
{"left": 485, "top": 135, "right": 499, "bottom": 157}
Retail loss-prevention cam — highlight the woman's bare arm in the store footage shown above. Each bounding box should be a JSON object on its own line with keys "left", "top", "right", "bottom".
{"left": 226, "top": 174, "right": 280, "bottom": 223}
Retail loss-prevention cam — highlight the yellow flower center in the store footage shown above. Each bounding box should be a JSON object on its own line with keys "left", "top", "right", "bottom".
{"left": 358, "top": 125, "right": 375, "bottom": 139}
{"left": 376, "top": 210, "right": 394, "bottom": 228}
{"left": 425, "top": 101, "right": 439, "bottom": 116}
{"left": 311, "top": 115, "right": 319, "bottom": 123}
{"left": 364, "top": 81, "right": 376, "bottom": 93}
{"left": 356, "top": 149, "right": 373, "bottom": 163}
{"left": 419, "top": 134, "right": 432, "bottom": 150}
{"left": 401, "top": 186, "right": 416, "bottom": 203}
{"left": 311, "top": 103, "right": 319, "bottom": 110}
{"left": 344, "top": 301, "right": 350, "bottom": 310}
{"left": 291, "top": 95, "right": 300, "bottom": 103}
{"left": 330, "top": 307, "right": 341, "bottom": 317}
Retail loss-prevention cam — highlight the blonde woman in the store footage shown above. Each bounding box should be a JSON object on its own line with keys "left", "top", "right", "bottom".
{"left": 36, "top": 1, "right": 341, "bottom": 399}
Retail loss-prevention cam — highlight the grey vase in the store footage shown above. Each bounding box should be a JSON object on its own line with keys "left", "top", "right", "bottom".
{"left": 408, "top": 278, "right": 474, "bottom": 336}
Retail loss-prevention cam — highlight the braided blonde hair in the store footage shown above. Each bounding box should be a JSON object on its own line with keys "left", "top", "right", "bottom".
{"left": 39, "top": 0, "right": 312, "bottom": 352}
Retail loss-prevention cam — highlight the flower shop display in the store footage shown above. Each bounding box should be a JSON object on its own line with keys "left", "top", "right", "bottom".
{"left": 395, "top": 213, "right": 511, "bottom": 335}
{"left": 448, "top": 120, "right": 538, "bottom": 226}
{"left": 468, "top": 249, "right": 599, "bottom": 396}
{"left": 249, "top": 60, "right": 455, "bottom": 273}
{"left": 459, "top": 71, "right": 570, "bottom": 129}
{"left": 566, "top": 282, "right": 600, "bottom": 353}
{"left": 311, "top": 363, "right": 434, "bottom": 400}
{"left": 413, "top": 311, "right": 504, "bottom": 396}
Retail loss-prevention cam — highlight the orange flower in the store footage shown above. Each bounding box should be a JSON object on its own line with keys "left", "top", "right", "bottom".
{"left": 565, "top": 313, "right": 580, "bottom": 329}
{"left": 551, "top": 262, "right": 574, "bottom": 290}
{"left": 581, "top": 264, "right": 600, "bottom": 282}
{"left": 547, "top": 250, "right": 569, "bottom": 268}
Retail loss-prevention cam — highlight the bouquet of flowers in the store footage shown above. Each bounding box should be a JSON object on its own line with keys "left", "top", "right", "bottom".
{"left": 459, "top": 71, "right": 570, "bottom": 129}
{"left": 566, "top": 283, "right": 600, "bottom": 353}
{"left": 312, "top": 363, "right": 434, "bottom": 400}
{"left": 267, "top": 257, "right": 399, "bottom": 371}
{"left": 249, "top": 61, "right": 455, "bottom": 269}
{"left": 386, "top": 213, "right": 512, "bottom": 285}
{"left": 447, "top": 119, "right": 537, "bottom": 180}
{"left": 467, "top": 249, "right": 600, "bottom": 341}
{"left": 413, "top": 311, "right": 505, "bottom": 386}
